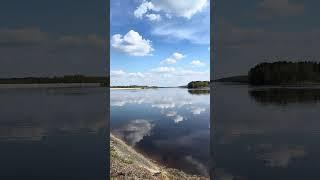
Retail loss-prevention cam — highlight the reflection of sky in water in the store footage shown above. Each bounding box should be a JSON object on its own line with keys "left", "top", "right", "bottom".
{"left": 0, "top": 87, "right": 107, "bottom": 179}
{"left": 111, "top": 88, "right": 210, "bottom": 176}
{"left": 212, "top": 83, "right": 320, "bottom": 180}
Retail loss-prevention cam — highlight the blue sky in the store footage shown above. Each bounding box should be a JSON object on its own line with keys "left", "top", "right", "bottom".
{"left": 110, "top": 0, "right": 210, "bottom": 86}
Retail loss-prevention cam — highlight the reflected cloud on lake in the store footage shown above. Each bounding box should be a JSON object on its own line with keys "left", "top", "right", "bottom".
{"left": 185, "top": 155, "right": 209, "bottom": 177}
{"left": 173, "top": 115, "right": 184, "bottom": 123}
{"left": 113, "top": 119, "right": 154, "bottom": 146}
{"left": 255, "top": 144, "right": 305, "bottom": 168}
{"left": 213, "top": 83, "right": 320, "bottom": 179}
{"left": 111, "top": 88, "right": 209, "bottom": 176}
{"left": 190, "top": 107, "right": 206, "bottom": 115}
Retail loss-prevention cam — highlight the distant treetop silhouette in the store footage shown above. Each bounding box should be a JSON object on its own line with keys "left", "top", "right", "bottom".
{"left": 248, "top": 61, "right": 320, "bottom": 85}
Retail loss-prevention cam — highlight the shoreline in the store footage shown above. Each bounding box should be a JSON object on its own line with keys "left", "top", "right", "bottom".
{"left": 110, "top": 87, "right": 143, "bottom": 90}
{"left": 110, "top": 134, "right": 208, "bottom": 179}
{"left": 0, "top": 83, "right": 104, "bottom": 89}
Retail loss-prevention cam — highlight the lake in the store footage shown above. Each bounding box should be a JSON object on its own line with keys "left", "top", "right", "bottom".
{"left": 212, "top": 83, "right": 320, "bottom": 180}
{"left": 0, "top": 87, "right": 107, "bottom": 179}
{"left": 110, "top": 88, "right": 210, "bottom": 176}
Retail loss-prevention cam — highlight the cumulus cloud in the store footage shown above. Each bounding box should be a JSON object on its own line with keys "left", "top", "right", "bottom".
{"left": 160, "top": 52, "right": 185, "bottom": 64}
{"left": 110, "top": 67, "right": 209, "bottom": 86}
{"left": 135, "top": 0, "right": 208, "bottom": 19}
{"left": 134, "top": 1, "right": 210, "bottom": 44}
{"left": 151, "top": 66, "right": 175, "bottom": 73}
{"left": 151, "top": 11, "right": 210, "bottom": 44}
{"left": 110, "top": 70, "right": 126, "bottom": 77}
{"left": 146, "top": 13, "right": 162, "bottom": 22}
{"left": 134, "top": 1, "right": 155, "bottom": 18}
{"left": 190, "top": 60, "right": 205, "bottom": 67}
{"left": 111, "top": 30, "right": 154, "bottom": 56}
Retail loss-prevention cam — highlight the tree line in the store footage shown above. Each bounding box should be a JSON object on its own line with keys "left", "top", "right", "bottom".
{"left": 0, "top": 75, "right": 109, "bottom": 85}
{"left": 187, "top": 81, "right": 210, "bottom": 89}
{"left": 248, "top": 61, "right": 320, "bottom": 85}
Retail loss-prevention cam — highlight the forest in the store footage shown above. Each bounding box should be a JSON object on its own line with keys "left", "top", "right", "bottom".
{"left": 187, "top": 81, "right": 210, "bottom": 89}
{"left": 0, "top": 75, "right": 109, "bottom": 85}
{"left": 248, "top": 61, "right": 320, "bottom": 85}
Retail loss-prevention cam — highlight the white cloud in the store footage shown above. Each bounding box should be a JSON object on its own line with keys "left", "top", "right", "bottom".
{"left": 190, "top": 107, "right": 206, "bottom": 115}
{"left": 151, "top": 11, "right": 210, "bottom": 44}
{"left": 166, "top": 111, "right": 177, "bottom": 117}
{"left": 151, "top": 66, "right": 175, "bottom": 73}
{"left": 111, "top": 30, "right": 154, "bottom": 56}
{"left": 128, "top": 72, "right": 145, "bottom": 78}
{"left": 134, "top": 1, "right": 155, "bottom": 18}
{"left": 151, "top": 0, "right": 208, "bottom": 19}
{"left": 161, "top": 52, "right": 185, "bottom": 64}
{"left": 110, "top": 70, "right": 126, "bottom": 76}
{"left": 174, "top": 115, "right": 184, "bottom": 123}
{"left": 135, "top": 0, "right": 208, "bottom": 19}
{"left": 146, "top": 13, "right": 162, "bottom": 22}
{"left": 152, "top": 103, "right": 175, "bottom": 109}
{"left": 190, "top": 60, "right": 205, "bottom": 67}
{"left": 110, "top": 67, "right": 209, "bottom": 86}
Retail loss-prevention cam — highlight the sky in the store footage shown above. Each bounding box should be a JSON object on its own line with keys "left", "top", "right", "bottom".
{"left": 110, "top": 0, "right": 210, "bottom": 87}
{"left": 0, "top": 0, "right": 107, "bottom": 77}
{"left": 213, "top": 0, "right": 320, "bottom": 79}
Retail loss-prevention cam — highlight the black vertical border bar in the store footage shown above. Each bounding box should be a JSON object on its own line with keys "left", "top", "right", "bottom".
{"left": 105, "top": 0, "right": 110, "bottom": 179}
{"left": 210, "top": 0, "right": 216, "bottom": 179}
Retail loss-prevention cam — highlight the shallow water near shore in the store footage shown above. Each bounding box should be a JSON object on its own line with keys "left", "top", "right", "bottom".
{"left": 111, "top": 88, "right": 210, "bottom": 176}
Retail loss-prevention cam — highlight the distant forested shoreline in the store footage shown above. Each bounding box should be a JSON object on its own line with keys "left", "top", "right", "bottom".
{"left": 187, "top": 81, "right": 210, "bottom": 89}
{"left": 215, "top": 61, "right": 320, "bottom": 86}
{"left": 0, "top": 75, "right": 109, "bottom": 86}
{"left": 249, "top": 61, "right": 320, "bottom": 85}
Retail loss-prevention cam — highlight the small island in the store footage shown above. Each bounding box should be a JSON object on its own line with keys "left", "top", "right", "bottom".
{"left": 187, "top": 81, "right": 210, "bottom": 89}
{"left": 214, "top": 61, "right": 320, "bottom": 86}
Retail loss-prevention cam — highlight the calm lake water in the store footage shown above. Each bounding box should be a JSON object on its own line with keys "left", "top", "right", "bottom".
{"left": 212, "top": 83, "right": 320, "bottom": 180}
{"left": 0, "top": 87, "right": 107, "bottom": 180}
{"left": 110, "top": 88, "right": 210, "bottom": 176}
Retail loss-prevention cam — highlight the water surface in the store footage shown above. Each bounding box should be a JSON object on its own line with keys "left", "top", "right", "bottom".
{"left": 111, "top": 88, "right": 210, "bottom": 176}
{"left": 0, "top": 87, "right": 107, "bottom": 179}
{"left": 212, "top": 83, "right": 320, "bottom": 180}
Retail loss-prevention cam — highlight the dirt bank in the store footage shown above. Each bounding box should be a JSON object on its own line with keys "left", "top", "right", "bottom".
{"left": 110, "top": 134, "right": 208, "bottom": 180}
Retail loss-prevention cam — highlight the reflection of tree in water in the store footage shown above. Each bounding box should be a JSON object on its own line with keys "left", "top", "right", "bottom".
{"left": 188, "top": 89, "right": 210, "bottom": 95}
{"left": 249, "top": 88, "right": 320, "bottom": 105}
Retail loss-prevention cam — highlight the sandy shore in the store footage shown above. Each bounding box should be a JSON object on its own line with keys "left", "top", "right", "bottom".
{"left": 110, "top": 134, "right": 208, "bottom": 180}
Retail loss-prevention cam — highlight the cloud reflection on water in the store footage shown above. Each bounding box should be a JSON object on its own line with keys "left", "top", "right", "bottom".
{"left": 113, "top": 119, "right": 154, "bottom": 146}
